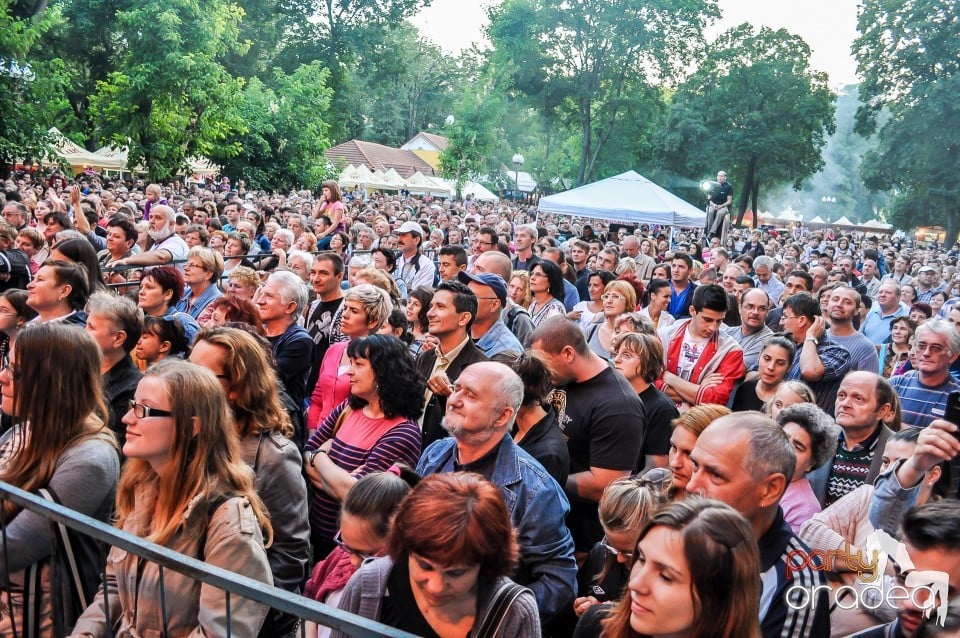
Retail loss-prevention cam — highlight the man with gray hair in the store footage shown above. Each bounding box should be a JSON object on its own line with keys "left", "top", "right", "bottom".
{"left": 753, "top": 255, "right": 785, "bottom": 304}
{"left": 687, "top": 412, "right": 829, "bottom": 638}
{"left": 257, "top": 270, "right": 313, "bottom": 442}
{"left": 112, "top": 203, "right": 188, "bottom": 269}
{"left": 889, "top": 318, "right": 960, "bottom": 429}
{"left": 417, "top": 361, "right": 577, "bottom": 623}
{"left": 512, "top": 223, "right": 540, "bottom": 271}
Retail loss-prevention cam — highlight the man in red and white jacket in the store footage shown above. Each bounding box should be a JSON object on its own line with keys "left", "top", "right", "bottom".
{"left": 656, "top": 283, "right": 746, "bottom": 410}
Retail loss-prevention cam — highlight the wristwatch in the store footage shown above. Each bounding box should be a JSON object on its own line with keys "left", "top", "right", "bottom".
{"left": 307, "top": 449, "right": 327, "bottom": 468}
{"left": 805, "top": 336, "right": 818, "bottom": 345}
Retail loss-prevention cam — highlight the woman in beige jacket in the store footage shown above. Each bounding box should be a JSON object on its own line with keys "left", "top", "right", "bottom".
{"left": 70, "top": 359, "right": 274, "bottom": 638}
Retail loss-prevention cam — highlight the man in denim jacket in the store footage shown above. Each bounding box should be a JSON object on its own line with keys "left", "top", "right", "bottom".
{"left": 417, "top": 361, "right": 577, "bottom": 624}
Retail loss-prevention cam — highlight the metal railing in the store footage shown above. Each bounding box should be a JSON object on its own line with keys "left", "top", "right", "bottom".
{"left": 0, "top": 481, "right": 417, "bottom": 638}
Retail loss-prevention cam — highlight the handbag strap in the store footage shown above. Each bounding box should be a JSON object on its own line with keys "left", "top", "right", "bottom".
{"left": 38, "top": 488, "right": 88, "bottom": 610}
{"left": 331, "top": 405, "right": 352, "bottom": 439}
{"left": 472, "top": 581, "right": 528, "bottom": 638}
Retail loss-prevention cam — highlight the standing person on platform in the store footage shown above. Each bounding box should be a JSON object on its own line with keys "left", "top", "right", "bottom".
{"left": 532, "top": 316, "right": 646, "bottom": 552}
{"left": 704, "top": 170, "right": 733, "bottom": 241}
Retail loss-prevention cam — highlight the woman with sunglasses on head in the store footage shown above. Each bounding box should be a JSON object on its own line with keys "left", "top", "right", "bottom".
{"left": 0, "top": 324, "right": 119, "bottom": 635}
{"left": 304, "top": 470, "right": 417, "bottom": 638}
{"left": 586, "top": 280, "right": 638, "bottom": 359}
{"left": 571, "top": 476, "right": 666, "bottom": 637}
{"left": 71, "top": 359, "right": 273, "bottom": 637}
{"left": 528, "top": 261, "right": 567, "bottom": 327}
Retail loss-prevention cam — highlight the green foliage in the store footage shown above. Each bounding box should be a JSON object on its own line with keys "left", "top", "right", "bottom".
{"left": 853, "top": 0, "right": 960, "bottom": 136}
{"left": 0, "top": 0, "right": 72, "bottom": 167}
{"left": 488, "top": 0, "right": 718, "bottom": 185}
{"left": 439, "top": 85, "right": 506, "bottom": 197}
{"left": 345, "top": 23, "right": 458, "bottom": 147}
{"left": 210, "top": 62, "right": 334, "bottom": 190}
{"left": 854, "top": 0, "right": 960, "bottom": 239}
{"left": 659, "top": 24, "right": 835, "bottom": 225}
{"left": 87, "top": 0, "right": 247, "bottom": 180}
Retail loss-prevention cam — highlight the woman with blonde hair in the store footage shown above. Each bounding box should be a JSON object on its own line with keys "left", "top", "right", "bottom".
{"left": 601, "top": 498, "right": 761, "bottom": 638}
{"left": 508, "top": 271, "right": 533, "bottom": 309}
{"left": 351, "top": 266, "right": 401, "bottom": 303}
{"left": 573, "top": 476, "right": 667, "bottom": 630}
{"left": 71, "top": 359, "right": 273, "bottom": 637}
{"left": 307, "top": 284, "right": 392, "bottom": 429}
{"left": 766, "top": 380, "right": 816, "bottom": 419}
{"left": 0, "top": 324, "right": 119, "bottom": 635}
{"left": 586, "top": 280, "right": 637, "bottom": 359}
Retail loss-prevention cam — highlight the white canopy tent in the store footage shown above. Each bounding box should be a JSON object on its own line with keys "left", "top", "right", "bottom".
{"left": 537, "top": 170, "right": 706, "bottom": 227}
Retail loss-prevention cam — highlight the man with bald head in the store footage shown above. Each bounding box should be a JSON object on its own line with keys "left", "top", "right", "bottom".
{"left": 473, "top": 250, "right": 534, "bottom": 346}
{"left": 687, "top": 412, "right": 829, "bottom": 638}
{"left": 621, "top": 235, "right": 655, "bottom": 281}
{"left": 417, "top": 361, "right": 577, "bottom": 622}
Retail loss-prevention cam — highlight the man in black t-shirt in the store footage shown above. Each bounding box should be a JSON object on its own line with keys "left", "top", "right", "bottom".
{"left": 532, "top": 316, "right": 646, "bottom": 551}
{"left": 705, "top": 170, "right": 734, "bottom": 240}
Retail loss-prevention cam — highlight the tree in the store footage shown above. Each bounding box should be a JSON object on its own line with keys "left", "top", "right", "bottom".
{"left": 209, "top": 62, "right": 335, "bottom": 190}
{"left": 854, "top": 0, "right": 960, "bottom": 239}
{"left": 87, "top": 0, "right": 247, "bottom": 181}
{"left": 439, "top": 85, "right": 506, "bottom": 198}
{"left": 487, "top": 0, "right": 717, "bottom": 186}
{"left": 658, "top": 24, "right": 835, "bottom": 227}
{"left": 0, "top": 0, "right": 72, "bottom": 169}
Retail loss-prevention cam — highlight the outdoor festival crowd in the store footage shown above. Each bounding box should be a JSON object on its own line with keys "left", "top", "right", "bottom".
{"left": 0, "top": 167, "right": 958, "bottom": 638}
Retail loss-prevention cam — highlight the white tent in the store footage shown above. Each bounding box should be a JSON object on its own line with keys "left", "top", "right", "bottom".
{"left": 537, "top": 170, "right": 706, "bottom": 227}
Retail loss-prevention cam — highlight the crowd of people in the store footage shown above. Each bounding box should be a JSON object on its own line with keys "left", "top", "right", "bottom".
{"left": 0, "top": 167, "right": 958, "bottom": 638}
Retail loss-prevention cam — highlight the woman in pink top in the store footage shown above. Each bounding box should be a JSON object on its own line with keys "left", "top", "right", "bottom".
{"left": 307, "top": 284, "right": 391, "bottom": 431}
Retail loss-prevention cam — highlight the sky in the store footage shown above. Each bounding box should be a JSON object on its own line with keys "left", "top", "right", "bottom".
{"left": 408, "top": 0, "right": 860, "bottom": 88}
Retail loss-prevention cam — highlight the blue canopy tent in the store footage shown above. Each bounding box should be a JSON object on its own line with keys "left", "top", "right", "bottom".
{"left": 537, "top": 170, "right": 706, "bottom": 228}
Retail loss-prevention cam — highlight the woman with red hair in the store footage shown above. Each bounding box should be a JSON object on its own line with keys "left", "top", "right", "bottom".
{"left": 331, "top": 473, "right": 540, "bottom": 637}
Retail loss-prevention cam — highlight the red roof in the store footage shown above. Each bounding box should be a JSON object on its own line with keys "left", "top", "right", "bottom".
{"left": 325, "top": 140, "right": 436, "bottom": 178}
{"left": 416, "top": 132, "right": 448, "bottom": 151}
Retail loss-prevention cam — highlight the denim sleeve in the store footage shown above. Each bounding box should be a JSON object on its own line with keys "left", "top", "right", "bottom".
{"left": 515, "top": 473, "right": 578, "bottom": 620}
{"left": 868, "top": 459, "right": 921, "bottom": 538}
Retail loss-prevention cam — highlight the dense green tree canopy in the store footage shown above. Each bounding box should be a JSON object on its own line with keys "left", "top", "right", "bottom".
{"left": 659, "top": 24, "right": 835, "bottom": 226}
{"left": 854, "top": 0, "right": 960, "bottom": 240}
{"left": 487, "top": 0, "right": 718, "bottom": 186}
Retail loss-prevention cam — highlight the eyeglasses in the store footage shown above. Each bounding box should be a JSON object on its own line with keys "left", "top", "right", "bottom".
{"left": 600, "top": 537, "right": 634, "bottom": 561}
{"left": 334, "top": 531, "right": 377, "bottom": 560}
{"left": 128, "top": 400, "right": 174, "bottom": 419}
{"left": 601, "top": 293, "right": 625, "bottom": 302}
{"left": 915, "top": 342, "right": 948, "bottom": 354}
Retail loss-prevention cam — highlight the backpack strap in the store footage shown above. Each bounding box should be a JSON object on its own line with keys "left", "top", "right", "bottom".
{"left": 472, "top": 581, "right": 528, "bottom": 638}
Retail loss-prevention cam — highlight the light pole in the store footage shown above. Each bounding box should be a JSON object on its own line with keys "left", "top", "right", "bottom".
{"left": 820, "top": 195, "right": 836, "bottom": 223}
{"left": 512, "top": 153, "right": 524, "bottom": 203}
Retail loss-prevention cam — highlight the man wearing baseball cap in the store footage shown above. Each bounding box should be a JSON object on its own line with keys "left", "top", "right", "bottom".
{"left": 394, "top": 220, "right": 436, "bottom": 291}
{"left": 458, "top": 271, "right": 523, "bottom": 362}
{"left": 915, "top": 265, "right": 945, "bottom": 304}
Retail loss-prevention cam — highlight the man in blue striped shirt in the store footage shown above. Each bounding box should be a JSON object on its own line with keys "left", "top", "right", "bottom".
{"left": 889, "top": 319, "right": 960, "bottom": 429}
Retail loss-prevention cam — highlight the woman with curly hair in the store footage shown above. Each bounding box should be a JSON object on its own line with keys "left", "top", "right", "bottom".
{"left": 331, "top": 473, "right": 540, "bottom": 638}
{"left": 71, "top": 359, "right": 273, "bottom": 637}
{"left": 304, "top": 334, "right": 426, "bottom": 558}
{"left": 189, "top": 327, "right": 310, "bottom": 637}
{"left": 775, "top": 403, "right": 840, "bottom": 533}
{"left": 600, "top": 498, "right": 761, "bottom": 638}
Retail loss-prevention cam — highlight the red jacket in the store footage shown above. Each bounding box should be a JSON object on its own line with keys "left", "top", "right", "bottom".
{"left": 656, "top": 319, "right": 745, "bottom": 407}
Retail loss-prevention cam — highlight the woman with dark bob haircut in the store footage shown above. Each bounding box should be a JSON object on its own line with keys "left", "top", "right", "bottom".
{"left": 601, "top": 498, "right": 761, "bottom": 638}
{"left": 331, "top": 473, "right": 541, "bottom": 637}
{"left": 304, "top": 334, "right": 426, "bottom": 558}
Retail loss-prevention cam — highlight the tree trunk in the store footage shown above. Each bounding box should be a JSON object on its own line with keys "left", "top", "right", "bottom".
{"left": 946, "top": 208, "right": 960, "bottom": 247}
{"left": 578, "top": 109, "right": 591, "bottom": 186}
{"left": 751, "top": 179, "right": 760, "bottom": 230}
{"left": 735, "top": 155, "right": 757, "bottom": 226}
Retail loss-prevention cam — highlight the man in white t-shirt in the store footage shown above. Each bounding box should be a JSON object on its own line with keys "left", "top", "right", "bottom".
{"left": 111, "top": 204, "right": 188, "bottom": 270}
